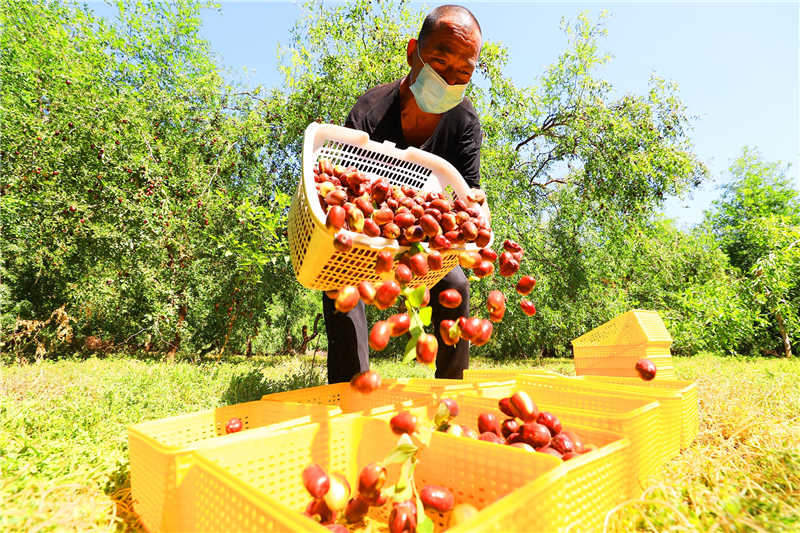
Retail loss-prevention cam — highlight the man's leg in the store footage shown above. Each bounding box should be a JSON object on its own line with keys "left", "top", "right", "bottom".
{"left": 322, "top": 293, "right": 370, "bottom": 384}
{"left": 429, "top": 267, "right": 470, "bottom": 379}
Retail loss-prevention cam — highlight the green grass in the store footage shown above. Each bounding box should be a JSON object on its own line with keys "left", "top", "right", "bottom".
{"left": 1, "top": 353, "right": 798, "bottom": 532}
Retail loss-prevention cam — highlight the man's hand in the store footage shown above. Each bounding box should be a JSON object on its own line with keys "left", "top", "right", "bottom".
{"left": 467, "top": 188, "right": 486, "bottom": 205}
{"left": 466, "top": 187, "right": 490, "bottom": 227}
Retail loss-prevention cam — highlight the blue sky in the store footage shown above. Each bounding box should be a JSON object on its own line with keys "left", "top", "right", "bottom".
{"left": 90, "top": 1, "right": 799, "bottom": 228}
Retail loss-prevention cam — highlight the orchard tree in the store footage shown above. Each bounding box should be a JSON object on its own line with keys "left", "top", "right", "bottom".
{"left": 0, "top": 0, "right": 289, "bottom": 357}
{"left": 749, "top": 222, "right": 799, "bottom": 357}
{"left": 471, "top": 14, "right": 709, "bottom": 355}
{"left": 725, "top": 150, "right": 798, "bottom": 358}
{"left": 1, "top": 0, "right": 716, "bottom": 359}
{"left": 706, "top": 148, "right": 800, "bottom": 357}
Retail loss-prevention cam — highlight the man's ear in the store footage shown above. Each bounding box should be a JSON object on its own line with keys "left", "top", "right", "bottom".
{"left": 406, "top": 38, "right": 417, "bottom": 68}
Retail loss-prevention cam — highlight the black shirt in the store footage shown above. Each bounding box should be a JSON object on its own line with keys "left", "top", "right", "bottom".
{"left": 344, "top": 79, "right": 482, "bottom": 188}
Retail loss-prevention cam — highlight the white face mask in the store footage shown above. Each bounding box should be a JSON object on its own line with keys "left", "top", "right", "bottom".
{"left": 409, "top": 47, "right": 468, "bottom": 114}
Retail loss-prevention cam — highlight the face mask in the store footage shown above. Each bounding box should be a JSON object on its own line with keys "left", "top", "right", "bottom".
{"left": 409, "top": 47, "right": 468, "bottom": 114}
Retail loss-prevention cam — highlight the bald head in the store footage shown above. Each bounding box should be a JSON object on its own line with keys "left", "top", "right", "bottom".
{"left": 407, "top": 4, "right": 482, "bottom": 87}
{"left": 417, "top": 5, "right": 482, "bottom": 50}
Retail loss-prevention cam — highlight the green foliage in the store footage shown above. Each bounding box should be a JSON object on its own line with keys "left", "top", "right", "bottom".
{"left": 268, "top": 4, "right": 714, "bottom": 358}
{"left": 704, "top": 148, "right": 800, "bottom": 356}
{"left": 462, "top": 13, "right": 710, "bottom": 356}
{"left": 709, "top": 147, "right": 800, "bottom": 271}
{"left": 0, "top": 0, "right": 301, "bottom": 357}
{"left": 747, "top": 220, "right": 800, "bottom": 356}
{"left": 3, "top": 0, "right": 797, "bottom": 361}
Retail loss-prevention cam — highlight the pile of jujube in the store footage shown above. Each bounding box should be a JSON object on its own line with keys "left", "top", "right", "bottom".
{"left": 314, "top": 158, "right": 491, "bottom": 252}
{"left": 435, "top": 395, "right": 597, "bottom": 461}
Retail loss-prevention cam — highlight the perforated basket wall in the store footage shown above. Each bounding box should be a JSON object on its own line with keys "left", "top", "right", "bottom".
{"left": 288, "top": 123, "right": 489, "bottom": 291}
{"left": 128, "top": 401, "right": 339, "bottom": 533}
{"left": 176, "top": 415, "right": 566, "bottom": 532}
{"left": 260, "top": 380, "right": 437, "bottom": 413}
{"left": 579, "top": 376, "right": 699, "bottom": 448}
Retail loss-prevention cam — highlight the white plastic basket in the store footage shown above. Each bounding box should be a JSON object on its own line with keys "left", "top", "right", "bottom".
{"left": 288, "top": 122, "right": 490, "bottom": 291}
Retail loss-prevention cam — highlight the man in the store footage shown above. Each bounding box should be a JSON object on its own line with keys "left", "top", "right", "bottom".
{"left": 323, "top": 4, "right": 483, "bottom": 383}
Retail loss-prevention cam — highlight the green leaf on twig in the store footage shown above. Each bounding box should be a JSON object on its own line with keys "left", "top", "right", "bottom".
{"left": 406, "top": 285, "right": 426, "bottom": 308}
{"left": 419, "top": 305, "right": 432, "bottom": 326}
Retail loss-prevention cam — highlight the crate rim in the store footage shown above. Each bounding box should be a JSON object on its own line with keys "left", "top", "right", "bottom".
{"left": 127, "top": 401, "right": 344, "bottom": 455}
{"left": 453, "top": 392, "right": 662, "bottom": 423}
{"left": 517, "top": 374, "right": 691, "bottom": 400}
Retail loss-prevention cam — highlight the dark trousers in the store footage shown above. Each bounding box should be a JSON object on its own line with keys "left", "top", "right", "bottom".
{"left": 323, "top": 267, "right": 470, "bottom": 383}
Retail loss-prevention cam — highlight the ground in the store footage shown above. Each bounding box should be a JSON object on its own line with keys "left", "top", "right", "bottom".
{"left": 1, "top": 352, "right": 798, "bottom": 532}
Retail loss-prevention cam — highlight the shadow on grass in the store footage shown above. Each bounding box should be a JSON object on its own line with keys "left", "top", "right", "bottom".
{"left": 220, "top": 365, "right": 326, "bottom": 405}
{"left": 103, "top": 460, "right": 144, "bottom": 532}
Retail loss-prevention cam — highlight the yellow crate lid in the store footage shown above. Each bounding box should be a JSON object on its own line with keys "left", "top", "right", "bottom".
{"left": 571, "top": 310, "right": 672, "bottom": 347}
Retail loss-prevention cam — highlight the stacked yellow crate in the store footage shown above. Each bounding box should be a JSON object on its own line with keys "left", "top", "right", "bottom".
{"left": 571, "top": 310, "right": 675, "bottom": 380}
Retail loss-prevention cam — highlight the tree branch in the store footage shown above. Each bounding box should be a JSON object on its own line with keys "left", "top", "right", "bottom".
{"left": 532, "top": 178, "right": 567, "bottom": 189}
{"left": 232, "top": 91, "right": 268, "bottom": 105}
{"left": 515, "top": 110, "right": 575, "bottom": 151}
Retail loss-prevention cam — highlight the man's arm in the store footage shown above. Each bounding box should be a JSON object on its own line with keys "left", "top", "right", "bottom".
{"left": 456, "top": 117, "right": 482, "bottom": 189}
{"left": 344, "top": 109, "right": 359, "bottom": 131}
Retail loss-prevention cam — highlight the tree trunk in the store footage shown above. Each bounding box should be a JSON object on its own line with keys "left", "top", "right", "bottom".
{"left": 282, "top": 290, "right": 296, "bottom": 354}
{"left": 298, "top": 313, "right": 323, "bottom": 354}
{"left": 166, "top": 304, "right": 187, "bottom": 363}
{"left": 776, "top": 312, "right": 792, "bottom": 358}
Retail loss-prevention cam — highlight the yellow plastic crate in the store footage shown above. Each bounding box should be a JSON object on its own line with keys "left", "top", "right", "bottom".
{"left": 176, "top": 414, "right": 569, "bottom": 532}
{"left": 463, "top": 370, "right": 692, "bottom": 452}
{"left": 575, "top": 352, "right": 675, "bottom": 381}
{"left": 463, "top": 368, "right": 560, "bottom": 380}
{"left": 260, "top": 380, "right": 438, "bottom": 413}
{"left": 511, "top": 375, "right": 682, "bottom": 463}
{"left": 128, "top": 401, "right": 340, "bottom": 533}
{"left": 571, "top": 310, "right": 676, "bottom": 380}
{"left": 361, "top": 406, "right": 633, "bottom": 532}
{"left": 483, "top": 372, "right": 697, "bottom": 451}
{"left": 288, "top": 122, "right": 491, "bottom": 291}
{"left": 404, "top": 377, "right": 677, "bottom": 478}
{"left": 360, "top": 404, "right": 636, "bottom": 532}
{"left": 449, "top": 394, "right": 658, "bottom": 492}
{"left": 452, "top": 424, "right": 629, "bottom": 533}
{"left": 545, "top": 426, "right": 630, "bottom": 533}
{"left": 579, "top": 375, "right": 699, "bottom": 448}
{"left": 387, "top": 380, "right": 665, "bottom": 488}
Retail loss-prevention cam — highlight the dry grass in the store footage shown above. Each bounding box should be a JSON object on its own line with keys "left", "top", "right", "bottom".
{"left": 1, "top": 353, "right": 798, "bottom": 532}
{"left": 605, "top": 355, "right": 800, "bottom": 532}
